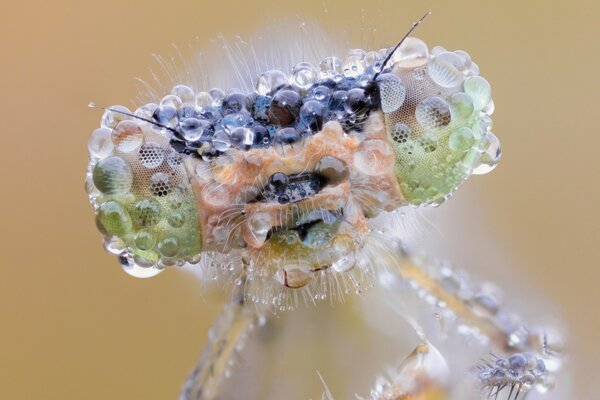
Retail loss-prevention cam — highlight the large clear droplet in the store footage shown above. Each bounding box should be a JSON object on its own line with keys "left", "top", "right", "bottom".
{"left": 472, "top": 132, "right": 501, "bottom": 175}
{"left": 391, "top": 37, "right": 429, "bottom": 69}
{"left": 291, "top": 62, "right": 317, "bottom": 91}
{"left": 92, "top": 156, "right": 133, "bottom": 194}
{"left": 464, "top": 76, "right": 492, "bottom": 111}
{"left": 88, "top": 128, "right": 114, "bottom": 159}
{"left": 428, "top": 51, "right": 464, "bottom": 88}
{"left": 392, "top": 341, "right": 449, "bottom": 393}
{"left": 256, "top": 70, "right": 288, "bottom": 95}
{"left": 376, "top": 73, "right": 406, "bottom": 113}
{"left": 319, "top": 56, "right": 343, "bottom": 80}
{"left": 415, "top": 97, "right": 451, "bottom": 130}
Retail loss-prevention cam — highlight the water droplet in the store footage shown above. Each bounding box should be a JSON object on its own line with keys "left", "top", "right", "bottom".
{"left": 92, "top": 156, "right": 133, "bottom": 194}
{"left": 319, "top": 56, "right": 343, "bottom": 80}
{"left": 391, "top": 37, "right": 429, "bottom": 69}
{"left": 376, "top": 73, "right": 406, "bottom": 113}
{"left": 96, "top": 201, "right": 132, "bottom": 236}
{"left": 132, "top": 198, "right": 162, "bottom": 227}
{"left": 157, "top": 236, "right": 179, "bottom": 257}
{"left": 291, "top": 62, "right": 317, "bottom": 90}
{"left": 134, "top": 230, "right": 157, "bottom": 250}
{"left": 256, "top": 70, "right": 288, "bottom": 95}
{"left": 464, "top": 76, "right": 492, "bottom": 111}
{"left": 428, "top": 51, "right": 464, "bottom": 88}
{"left": 344, "top": 49, "right": 366, "bottom": 78}
{"left": 170, "top": 85, "right": 195, "bottom": 103}
{"left": 122, "top": 262, "right": 163, "bottom": 278}
{"left": 472, "top": 132, "right": 501, "bottom": 175}
{"left": 415, "top": 96, "right": 451, "bottom": 130}
{"left": 88, "top": 128, "right": 114, "bottom": 159}
{"left": 101, "top": 105, "right": 131, "bottom": 129}
{"left": 111, "top": 120, "right": 144, "bottom": 153}
{"left": 448, "top": 92, "right": 474, "bottom": 120}
{"left": 448, "top": 127, "right": 475, "bottom": 152}
{"left": 138, "top": 142, "right": 165, "bottom": 169}
{"left": 275, "top": 265, "right": 313, "bottom": 288}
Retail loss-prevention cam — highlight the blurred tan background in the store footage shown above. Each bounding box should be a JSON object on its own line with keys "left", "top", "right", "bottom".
{"left": 1, "top": 0, "right": 598, "bottom": 398}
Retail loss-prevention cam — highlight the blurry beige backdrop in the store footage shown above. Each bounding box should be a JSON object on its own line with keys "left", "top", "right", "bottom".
{"left": 1, "top": 0, "right": 598, "bottom": 399}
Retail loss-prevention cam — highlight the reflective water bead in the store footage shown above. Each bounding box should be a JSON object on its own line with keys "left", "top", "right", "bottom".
{"left": 101, "top": 105, "right": 131, "bottom": 129}
{"left": 453, "top": 50, "right": 472, "bottom": 70}
{"left": 448, "top": 92, "right": 474, "bottom": 120}
{"left": 222, "top": 112, "right": 252, "bottom": 133}
{"left": 428, "top": 51, "right": 464, "bottom": 88}
{"left": 180, "top": 117, "right": 211, "bottom": 142}
{"left": 92, "top": 156, "right": 133, "bottom": 194}
{"left": 315, "top": 156, "right": 348, "bottom": 185}
{"left": 274, "top": 127, "right": 302, "bottom": 146}
{"left": 138, "top": 142, "right": 165, "bottom": 169}
{"left": 157, "top": 236, "right": 179, "bottom": 257}
{"left": 134, "top": 103, "right": 158, "bottom": 119}
{"left": 96, "top": 200, "right": 133, "bottom": 236}
{"left": 160, "top": 94, "right": 183, "bottom": 108}
{"left": 319, "top": 56, "right": 343, "bottom": 80}
{"left": 299, "top": 100, "right": 324, "bottom": 133}
{"left": 152, "top": 105, "right": 178, "bottom": 128}
{"left": 195, "top": 91, "right": 212, "bottom": 110}
{"left": 268, "top": 172, "right": 289, "bottom": 194}
{"left": 473, "top": 132, "right": 501, "bottom": 175}
{"left": 111, "top": 120, "right": 144, "bottom": 153}
{"left": 308, "top": 85, "right": 332, "bottom": 104}
{"left": 212, "top": 130, "right": 232, "bottom": 152}
{"left": 391, "top": 37, "right": 429, "bottom": 69}
{"left": 88, "top": 128, "right": 114, "bottom": 158}
{"left": 133, "top": 198, "right": 162, "bottom": 227}
{"left": 415, "top": 96, "right": 451, "bottom": 130}
{"left": 122, "top": 262, "right": 162, "bottom": 278}
{"left": 364, "top": 51, "right": 382, "bottom": 68}
{"left": 170, "top": 85, "right": 195, "bottom": 103}
{"left": 150, "top": 172, "right": 173, "bottom": 196}
{"left": 344, "top": 49, "right": 366, "bottom": 78}
{"left": 177, "top": 103, "right": 199, "bottom": 119}
{"left": 291, "top": 62, "right": 317, "bottom": 91}
{"left": 464, "top": 76, "right": 492, "bottom": 111}
{"left": 268, "top": 90, "right": 301, "bottom": 126}
{"left": 275, "top": 264, "right": 313, "bottom": 288}
{"left": 344, "top": 88, "right": 370, "bottom": 115}
{"left": 230, "top": 127, "right": 255, "bottom": 150}
{"left": 134, "top": 230, "right": 157, "bottom": 250}
{"left": 376, "top": 73, "right": 406, "bottom": 113}
{"left": 448, "top": 127, "right": 476, "bottom": 152}
{"left": 251, "top": 125, "right": 270, "bottom": 147}
{"left": 390, "top": 123, "right": 412, "bottom": 143}
{"left": 208, "top": 88, "right": 226, "bottom": 107}
{"left": 221, "top": 92, "right": 249, "bottom": 115}
{"left": 256, "top": 70, "right": 288, "bottom": 96}
{"left": 168, "top": 211, "right": 185, "bottom": 228}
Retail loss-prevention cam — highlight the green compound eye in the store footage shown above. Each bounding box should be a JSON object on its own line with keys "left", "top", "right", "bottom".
{"left": 87, "top": 122, "right": 202, "bottom": 273}
{"left": 379, "top": 45, "right": 500, "bottom": 206}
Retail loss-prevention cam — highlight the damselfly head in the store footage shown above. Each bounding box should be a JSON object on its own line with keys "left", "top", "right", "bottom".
{"left": 85, "top": 16, "right": 500, "bottom": 308}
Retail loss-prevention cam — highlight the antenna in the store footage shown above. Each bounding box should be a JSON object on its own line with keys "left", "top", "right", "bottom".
{"left": 373, "top": 11, "right": 432, "bottom": 81}
{"left": 88, "top": 102, "right": 178, "bottom": 134}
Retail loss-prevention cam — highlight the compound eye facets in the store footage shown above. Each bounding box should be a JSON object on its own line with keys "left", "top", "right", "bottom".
{"left": 86, "top": 117, "right": 202, "bottom": 276}
{"left": 382, "top": 42, "right": 499, "bottom": 206}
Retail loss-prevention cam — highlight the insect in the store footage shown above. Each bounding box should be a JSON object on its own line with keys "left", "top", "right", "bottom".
{"left": 85, "top": 12, "right": 563, "bottom": 400}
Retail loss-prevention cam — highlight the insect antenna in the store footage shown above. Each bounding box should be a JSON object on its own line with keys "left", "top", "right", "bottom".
{"left": 88, "top": 101, "right": 178, "bottom": 134}
{"left": 372, "top": 11, "right": 432, "bottom": 81}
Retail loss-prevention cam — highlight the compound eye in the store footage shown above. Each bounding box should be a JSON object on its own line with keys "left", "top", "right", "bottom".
{"left": 379, "top": 43, "right": 500, "bottom": 206}
{"left": 86, "top": 115, "right": 202, "bottom": 272}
